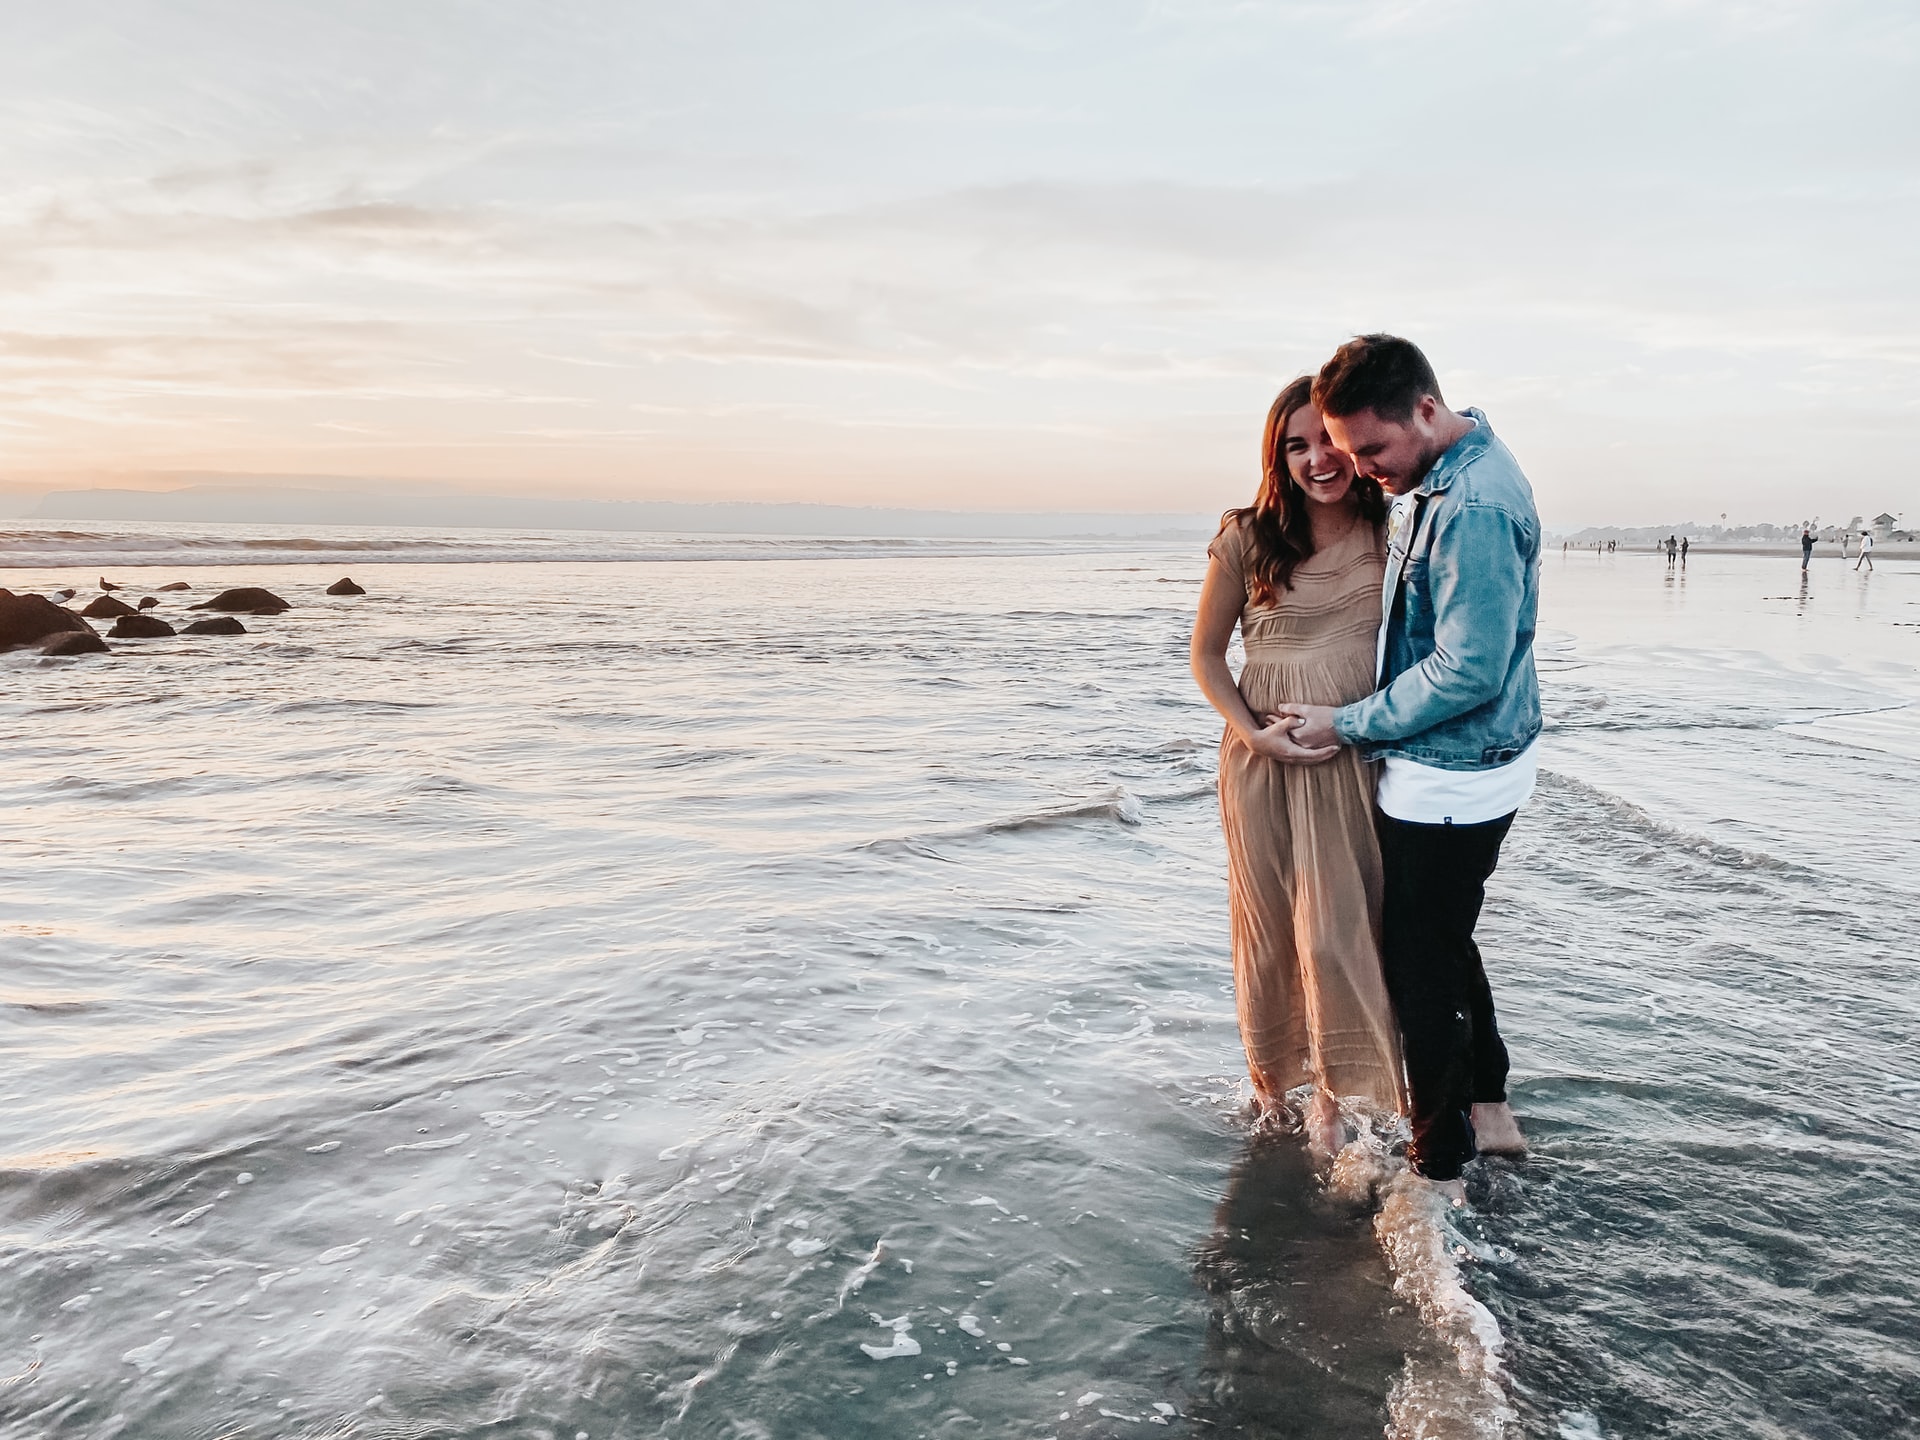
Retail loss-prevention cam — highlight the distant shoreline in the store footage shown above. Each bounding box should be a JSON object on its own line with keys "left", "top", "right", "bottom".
{"left": 1555, "top": 541, "right": 1918, "bottom": 561}
{"left": 0, "top": 527, "right": 1194, "bottom": 572}
{"left": 3, "top": 524, "right": 1915, "bottom": 572}
{"left": 8, "top": 488, "right": 1214, "bottom": 541}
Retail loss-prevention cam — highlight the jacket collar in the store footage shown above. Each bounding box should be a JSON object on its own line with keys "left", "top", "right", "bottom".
{"left": 1415, "top": 408, "right": 1490, "bottom": 497}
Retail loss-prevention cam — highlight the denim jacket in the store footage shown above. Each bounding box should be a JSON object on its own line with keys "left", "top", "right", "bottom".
{"left": 1332, "top": 408, "right": 1542, "bottom": 770}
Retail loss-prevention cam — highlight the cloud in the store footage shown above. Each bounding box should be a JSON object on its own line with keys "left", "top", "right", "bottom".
{"left": 0, "top": 0, "right": 1913, "bottom": 522}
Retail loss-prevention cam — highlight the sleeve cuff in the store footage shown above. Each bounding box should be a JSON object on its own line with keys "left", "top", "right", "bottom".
{"left": 1332, "top": 702, "right": 1370, "bottom": 745}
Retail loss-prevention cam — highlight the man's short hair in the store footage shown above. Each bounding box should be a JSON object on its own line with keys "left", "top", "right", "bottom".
{"left": 1311, "top": 334, "right": 1444, "bottom": 422}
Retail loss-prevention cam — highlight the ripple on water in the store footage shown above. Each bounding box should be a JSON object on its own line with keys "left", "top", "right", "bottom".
{"left": 3, "top": 549, "right": 1919, "bottom": 1438}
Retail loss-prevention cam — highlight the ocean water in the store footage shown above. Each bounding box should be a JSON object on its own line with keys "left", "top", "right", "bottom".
{"left": 2, "top": 529, "right": 1917, "bottom": 1440}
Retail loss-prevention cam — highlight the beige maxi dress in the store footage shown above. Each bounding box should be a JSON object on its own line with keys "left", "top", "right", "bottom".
{"left": 1209, "top": 516, "right": 1406, "bottom": 1112}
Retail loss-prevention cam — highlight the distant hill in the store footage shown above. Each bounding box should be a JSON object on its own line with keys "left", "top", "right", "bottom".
{"left": 26, "top": 486, "right": 1212, "bottom": 539}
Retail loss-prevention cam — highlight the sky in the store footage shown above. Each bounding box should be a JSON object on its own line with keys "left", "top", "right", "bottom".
{"left": 1, "top": 0, "right": 1915, "bottom": 528}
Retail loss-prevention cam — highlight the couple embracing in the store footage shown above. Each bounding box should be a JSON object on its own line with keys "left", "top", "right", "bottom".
{"left": 1191, "top": 334, "right": 1541, "bottom": 1203}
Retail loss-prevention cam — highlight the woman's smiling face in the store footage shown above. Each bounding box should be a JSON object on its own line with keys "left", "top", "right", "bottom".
{"left": 1281, "top": 401, "right": 1355, "bottom": 507}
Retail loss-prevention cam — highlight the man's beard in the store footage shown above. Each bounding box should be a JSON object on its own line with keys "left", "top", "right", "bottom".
{"left": 1406, "top": 438, "right": 1448, "bottom": 492}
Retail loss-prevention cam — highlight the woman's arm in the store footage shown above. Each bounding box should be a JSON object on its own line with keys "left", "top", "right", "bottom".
{"left": 1190, "top": 555, "right": 1337, "bottom": 763}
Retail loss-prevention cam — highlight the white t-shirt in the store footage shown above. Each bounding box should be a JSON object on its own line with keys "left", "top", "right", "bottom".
{"left": 1376, "top": 741, "right": 1539, "bottom": 826}
{"left": 1861, "top": 533, "right": 1874, "bottom": 552}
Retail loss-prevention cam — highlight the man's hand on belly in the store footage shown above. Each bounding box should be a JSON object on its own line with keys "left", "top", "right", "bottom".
{"left": 1275, "top": 703, "right": 1340, "bottom": 750}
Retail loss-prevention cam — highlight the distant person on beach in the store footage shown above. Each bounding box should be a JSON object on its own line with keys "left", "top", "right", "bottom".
{"left": 1191, "top": 376, "right": 1406, "bottom": 1160}
{"left": 1801, "top": 528, "right": 1814, "bottom": 569}
{"left": 1665, "top": 535, "right": 1678, "bottom": 567}
{"left": 1680, "top": 537, "right": 1689, "bottom": 564}
{"left": 1274, "top": 335, "right": 1541, "bottom": 1202}
{"left": 1856, "top": 531, "right": 1874, "bottom": 571}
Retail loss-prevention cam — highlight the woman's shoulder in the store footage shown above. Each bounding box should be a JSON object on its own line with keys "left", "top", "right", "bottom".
{"left": 1208, "top": 512, "right": 1254, "bottom": 568}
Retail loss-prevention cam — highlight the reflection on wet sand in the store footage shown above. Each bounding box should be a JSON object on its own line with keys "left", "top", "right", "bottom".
{"left": 1189, "top": 1134, "right": 1424, "bottom": 1438}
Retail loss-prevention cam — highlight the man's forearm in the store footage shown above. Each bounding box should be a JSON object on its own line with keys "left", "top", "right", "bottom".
{"left": 1334, "top": 655, "right": 1504, "bottom": 744}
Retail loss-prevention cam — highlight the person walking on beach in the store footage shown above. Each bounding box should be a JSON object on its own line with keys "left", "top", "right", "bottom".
{"left": 1680, "top": 536, "right": 1689, "bottom": 566}
{"left": 1856, "top": 530, "right": 1874, "bottom": 571}
{"left": 1801, "top": 527, "right": 1815, "bottom": 569}
{"left": 1275, "top": 335, "right": 1541, "bottom": 1202}
{"left": 1191, "top": 376, "right": 1406, "bottom": 1160}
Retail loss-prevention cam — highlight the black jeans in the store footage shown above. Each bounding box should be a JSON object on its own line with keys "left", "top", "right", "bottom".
{"left": 1375, "top": 809, "right": 1516, "bottom": 1182}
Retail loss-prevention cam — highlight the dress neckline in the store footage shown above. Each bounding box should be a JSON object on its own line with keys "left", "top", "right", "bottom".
{"left": 1296, "top": 518, "right": 1379, "bottom": 570}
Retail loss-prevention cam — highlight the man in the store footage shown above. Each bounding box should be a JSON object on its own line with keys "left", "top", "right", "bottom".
{"left": 1855, "top": 529, "right": 1874, "bottom": 571}
{"left": 1801, "top": 527, "right": 1814, "bottom": 570}
{"left": 1279, "top": 335, "right": 1541, "bottom": 1202}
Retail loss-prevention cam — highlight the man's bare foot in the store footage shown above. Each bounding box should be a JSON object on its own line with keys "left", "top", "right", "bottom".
{"left": 1472, "top": 1101, "right": 1528, "bottom": 1156}
{"left": 1305, "top": 1089, "right": 1346, "bottom": 1160}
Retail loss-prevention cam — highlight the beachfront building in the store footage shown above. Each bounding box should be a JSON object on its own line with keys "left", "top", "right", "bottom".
{"left": 1871, "top": 512, "right": 1899, "bottom": 540}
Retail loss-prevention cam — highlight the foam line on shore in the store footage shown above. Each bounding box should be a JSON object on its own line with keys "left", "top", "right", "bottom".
{"left": 1373, "top": 1170, "right": 1516, "bottom": 1440}
{"left": 1268, "top": 1090, "right": 1516, "bottom": 1440}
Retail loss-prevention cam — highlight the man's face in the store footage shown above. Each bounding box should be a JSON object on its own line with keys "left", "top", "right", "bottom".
{"left": 1324, "top": 398, "right": 1442, "bottom": 495}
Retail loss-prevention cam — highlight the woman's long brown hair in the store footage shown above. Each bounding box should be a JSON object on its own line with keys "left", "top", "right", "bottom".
{"left": 1216, "top": 375, "right": 1386, "bottom": 606}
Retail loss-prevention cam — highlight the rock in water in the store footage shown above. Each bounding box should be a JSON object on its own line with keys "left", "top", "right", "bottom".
{"left": 326, "top": 577, "right": 366, "bottom": 596}
{"left": 81, "top": 594, "right": 138, "bottom": 619}
{"left": 109, "top": 614, "right": 177, "bottom": 638}
{"left": 183, "top": 616, "right": 247, "bottom": 636}
{"left": 190, "top": 587, "right": 291, "bottom": 614}
{"left": 157, "top": 582, "right": 192, "bottom": 591}
{"left": 1, "top": 591, "right": 98, "bottom": 651}
{"left": 41, "top": 630, "right": 109, "bottom": 656}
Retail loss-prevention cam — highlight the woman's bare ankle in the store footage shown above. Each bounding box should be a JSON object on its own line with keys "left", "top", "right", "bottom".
{"left": 1306, "top": 1088, "right": 1346, "bottom": 1158}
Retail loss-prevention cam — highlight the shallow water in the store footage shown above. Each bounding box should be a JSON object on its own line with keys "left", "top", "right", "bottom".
{"left": 2, "top": 536, "right": 1916, "bottom": 1438}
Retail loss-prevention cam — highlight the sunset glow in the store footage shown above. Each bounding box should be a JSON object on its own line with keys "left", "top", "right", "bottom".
{"left": 3, "top": 2, "right": 1914, "bottom": 525}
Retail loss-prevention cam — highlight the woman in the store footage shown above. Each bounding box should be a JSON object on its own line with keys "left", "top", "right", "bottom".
{"left": 1189, "top": 375, "right": 1405, "bottom": 1156}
